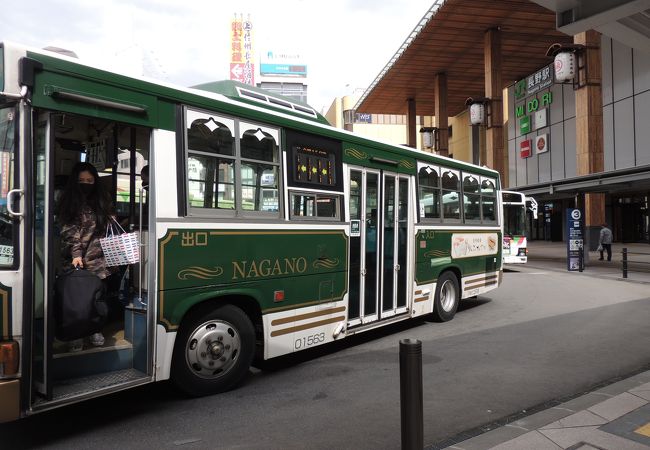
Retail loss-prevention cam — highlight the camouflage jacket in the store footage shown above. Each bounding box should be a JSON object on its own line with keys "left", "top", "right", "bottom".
{"left": 60, "top": 206, "right": 114, "bottom": 279}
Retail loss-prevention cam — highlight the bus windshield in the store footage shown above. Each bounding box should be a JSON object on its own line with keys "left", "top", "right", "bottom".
{"left": 503, "top": 204, "right": 526, "bottom": 237}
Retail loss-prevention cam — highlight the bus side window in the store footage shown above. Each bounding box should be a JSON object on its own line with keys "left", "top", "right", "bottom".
{"left": 289, "top": 192, "right": 340, "bottom": 220}
{"left": 240, "top": 125, "right": 280, "bottom": 213}
{"left": 417, "top": 164, "right": 440, "bottom": 220}
{"left": 463, "top": 174, "right": 481, "bottom": 221}
{"left": 481, "top": 178, "right": 497, "bottom": 223}
{"left": 441, "top": 169, "right": 460, "bottom": 221}
{"left": 186, "top": 111, "right": 236, "bottom": 211}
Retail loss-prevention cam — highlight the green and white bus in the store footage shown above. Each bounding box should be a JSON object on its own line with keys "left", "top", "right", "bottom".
{"left": 0, "top": 42, "right": 503, "bottom": 421}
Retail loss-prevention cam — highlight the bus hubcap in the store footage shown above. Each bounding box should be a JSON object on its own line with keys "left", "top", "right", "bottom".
{"left": 440, "top": 280, "right": 456, "bottom": 312}
{"left": 186, "top": 320, "right": 241, "bottom": 379}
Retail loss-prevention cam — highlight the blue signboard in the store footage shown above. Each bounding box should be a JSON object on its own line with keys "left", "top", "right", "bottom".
{"left": 260, "top": 63, "right": 307, "bottom": 77}
{"left": 355, "top": 113, "right": 372, "bottom": 123}
{"left": 566, "top": 208, "right": 584, "bottom": 271}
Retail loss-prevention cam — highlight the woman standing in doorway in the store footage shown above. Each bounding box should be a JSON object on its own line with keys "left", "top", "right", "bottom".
{"left": 57, "top": 162, "right": 115, "bottom": 350}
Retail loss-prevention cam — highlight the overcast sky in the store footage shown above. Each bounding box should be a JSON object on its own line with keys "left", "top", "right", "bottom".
{"left": 3, "top": 0, "right": 433, "bottom": 113}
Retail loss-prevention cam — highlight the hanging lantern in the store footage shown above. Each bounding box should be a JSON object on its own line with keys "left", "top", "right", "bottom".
{"left": 422, "top": 130, "right": 433, "bottom": 148}
{"left": 554, "top": 51, "right": 576, "bottom": 82}
{"left": 469, "top": 103, "right": 485, "bottom": 125}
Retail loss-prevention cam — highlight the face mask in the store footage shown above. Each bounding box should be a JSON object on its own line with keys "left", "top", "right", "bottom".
{"left": 78, "top": 183, "right": 93, "bottom": 195}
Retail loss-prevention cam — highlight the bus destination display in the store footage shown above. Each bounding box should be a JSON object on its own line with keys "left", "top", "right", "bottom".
{"left": 293, "top": 144, "right": 337, "bottom": 188}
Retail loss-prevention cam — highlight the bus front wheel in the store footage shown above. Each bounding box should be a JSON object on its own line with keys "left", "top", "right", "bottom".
{"left": 432, "top": 271, "right": 460, "bottom": 322}
{"left": 171, "top": 303, "right": 255, "bottom": 397}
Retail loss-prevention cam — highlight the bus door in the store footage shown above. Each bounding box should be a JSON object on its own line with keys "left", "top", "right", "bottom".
{"left": 30, "top": 111, "right": 153, "bottom": 407}
{"left": 31, "top": 112, "right": 54, "bottom": 399}
{"left": 380, "top": 172, "right": 410, "bottom": 319}
{"left": 348, "top": 168, "right": 410, "bottom": 327}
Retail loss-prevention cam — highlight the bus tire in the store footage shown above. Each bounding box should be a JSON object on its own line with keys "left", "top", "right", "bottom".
{"left": 432, "top": 271, "right": 460, "bottom": 322}
{"left": 171, "top": 303, "right": 255, "bottom": 397}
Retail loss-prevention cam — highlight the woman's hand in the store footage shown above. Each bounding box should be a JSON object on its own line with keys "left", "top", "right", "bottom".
{"left": 72, "top": 257, "right": 83, "bottom": 268}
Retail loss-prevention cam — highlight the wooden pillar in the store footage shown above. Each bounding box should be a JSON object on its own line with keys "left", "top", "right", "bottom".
{"left": 575, "top": 30, "right": 605, "bottom": 229}
{"left": 407, "top": 98, "right": 417, "bottom": 148}
{"left": 484, "top": 28, "right": 506, "bottom": 185}
{"left": 434, "top": 73, "right": 448, "bottom": 157}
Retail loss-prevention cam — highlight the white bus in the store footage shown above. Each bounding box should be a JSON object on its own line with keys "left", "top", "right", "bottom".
{"left": 501, "top": 190, "right": 537, "bottom": 263}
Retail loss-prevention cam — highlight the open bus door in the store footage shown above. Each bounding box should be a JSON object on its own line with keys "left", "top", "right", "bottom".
{"left": 27, "top": 110, "right": 154, "bottom": 413}
{"left": 30, "top": 111, "right": 54, "bottom": 401}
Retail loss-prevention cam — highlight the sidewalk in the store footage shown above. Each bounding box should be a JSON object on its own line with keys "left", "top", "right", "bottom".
{"left": 442, "top": 240, "right": 650, "bottom": 450}
{"left": 444, "top": 371, "right": 650, "bottom": 449}
{"left": 523, "top": 241, "right": 650, "bottom": 284}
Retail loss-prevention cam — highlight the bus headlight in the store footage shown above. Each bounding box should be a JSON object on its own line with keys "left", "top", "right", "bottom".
{"left": 518, "top": 248, "right": 528, "bottom": 256}
{"left": 0, "top": 341, "right": 19, "bottom": 377}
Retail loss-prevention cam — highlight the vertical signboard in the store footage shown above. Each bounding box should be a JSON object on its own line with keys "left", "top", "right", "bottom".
{"left": 566, "top": 208, "right": 584, "bottom": 271}
{"left": 230, "top": 14, "right": 255, "bottom": 85}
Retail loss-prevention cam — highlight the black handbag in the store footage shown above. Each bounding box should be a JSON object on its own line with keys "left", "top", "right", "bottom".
{"left": 54, "top": 268, "right": 108, "bottom": 341}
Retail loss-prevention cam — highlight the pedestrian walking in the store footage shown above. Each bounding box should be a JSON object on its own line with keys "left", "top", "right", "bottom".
{"left": 598, "top": 223, "right": 613, "bottom": 261}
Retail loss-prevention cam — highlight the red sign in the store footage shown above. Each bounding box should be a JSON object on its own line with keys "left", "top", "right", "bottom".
{"left": 520, "top": 139, "right": 532, "bottom": 158}
{"left": 230, "top": 63, "right": 255, "bottom": 84}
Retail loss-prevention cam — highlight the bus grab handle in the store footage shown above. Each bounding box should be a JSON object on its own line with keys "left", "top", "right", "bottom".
{"left": 6, "top": 189, "right": 24, "bottom": 218}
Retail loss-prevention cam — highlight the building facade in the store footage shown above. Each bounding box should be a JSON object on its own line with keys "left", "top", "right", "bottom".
{"left": 507, "top": 35, "right": 650, "bottom": 244}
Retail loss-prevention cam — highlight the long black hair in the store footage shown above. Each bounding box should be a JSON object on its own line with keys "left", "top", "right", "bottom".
{"left": 57, "top": 162, "right": 114, "bottom": 231}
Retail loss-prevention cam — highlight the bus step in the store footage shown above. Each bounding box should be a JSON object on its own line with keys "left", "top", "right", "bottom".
{"left": 52, "top": 344, "right": 134, "bottom": 380}
{"left": 49, "top": 368, "right": 146, "bottom": 403}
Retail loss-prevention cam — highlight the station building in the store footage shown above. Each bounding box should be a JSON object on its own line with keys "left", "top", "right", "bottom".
{"left": 354, "top": 0, "right": 650, "bottom": 247}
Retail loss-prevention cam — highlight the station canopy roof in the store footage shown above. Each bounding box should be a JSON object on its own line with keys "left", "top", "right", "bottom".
{"left": 355, "top": 0, "right": 574, "bottom": 117}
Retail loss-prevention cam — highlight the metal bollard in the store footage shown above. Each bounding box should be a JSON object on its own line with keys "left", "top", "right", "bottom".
{"left": 622, "top": 248, "right": 628, "bottom": 278}
{"left": 400, "top": 339, "right": 423, "bottom": 450}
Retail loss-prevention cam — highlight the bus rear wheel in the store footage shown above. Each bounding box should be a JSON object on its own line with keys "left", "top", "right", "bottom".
{"left": 171, "top": 303, "right": 255, "bottom": 397}
{"left": 432, "top": 271, "right": 460, "bottom": 322}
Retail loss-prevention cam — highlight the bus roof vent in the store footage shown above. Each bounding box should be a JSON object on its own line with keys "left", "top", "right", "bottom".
{"left": 43, "top": 46, "right": 78, "bottom": 58}
{"left": 236, "top": 87, "right": 318, "bottom": 119}
{"left": 191, "top": 80, "right": 328, "bottom": 125}
{"left": 239, "top": 89, "right": 267, "bottom": 102}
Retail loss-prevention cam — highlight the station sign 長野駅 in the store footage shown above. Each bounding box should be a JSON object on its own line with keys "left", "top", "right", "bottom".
{"left": 514, "top": 63, "right": 555, "bottom": 142}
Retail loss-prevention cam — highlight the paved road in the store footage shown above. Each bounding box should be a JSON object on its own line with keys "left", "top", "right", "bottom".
{"left": 3, "top": 267, "right": 650, "bottom": 449}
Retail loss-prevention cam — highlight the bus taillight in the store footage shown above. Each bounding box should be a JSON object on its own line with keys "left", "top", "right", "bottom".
{"left": 0, "top": 341, "right": 19, "bottom": 377}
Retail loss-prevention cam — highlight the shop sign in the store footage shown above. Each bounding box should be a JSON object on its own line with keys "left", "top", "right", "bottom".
{"left": 516, "top": 92, "right": 553, "bottom": 118}
{"left": 230, "top": 15, "right": 255, "bottom": 85}
{"left": 520, "top": 139, "right": 532, "bottom": 158}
